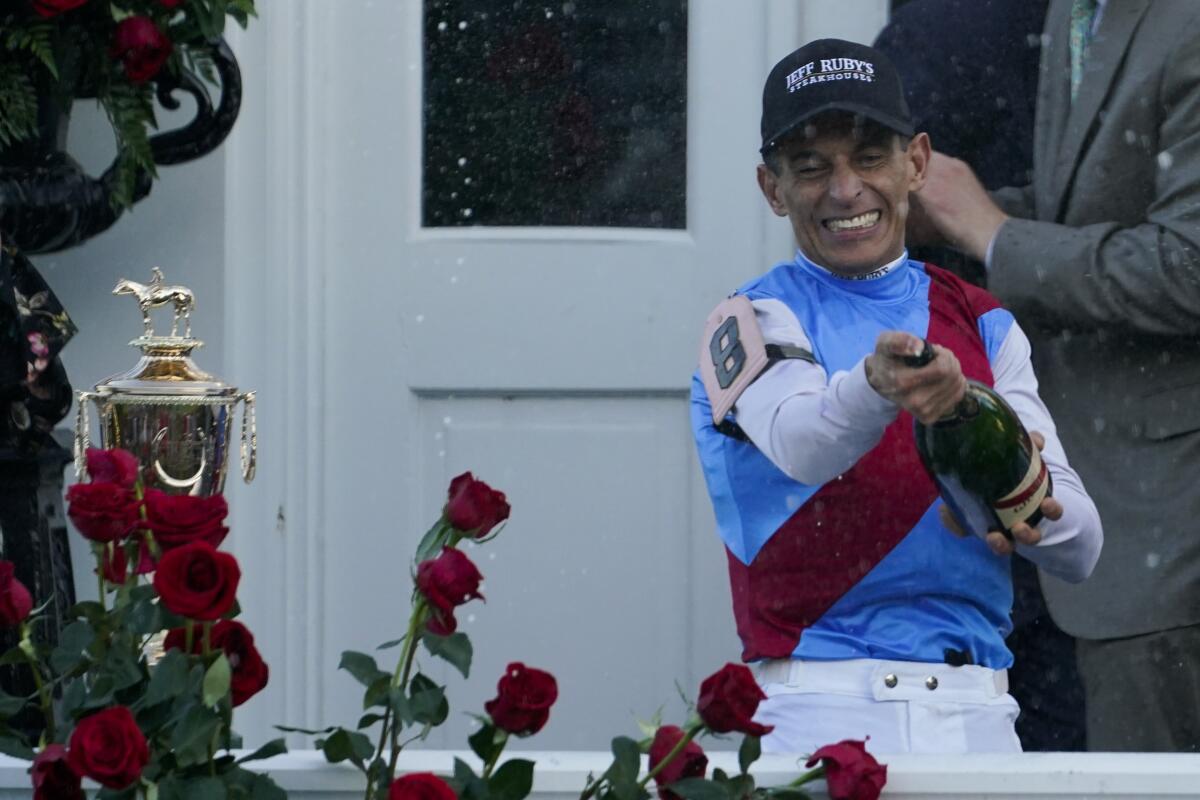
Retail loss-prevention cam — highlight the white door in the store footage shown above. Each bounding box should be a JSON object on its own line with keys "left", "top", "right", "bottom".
{"left": 225, "top": 0, "right": 885, "bottom": 752}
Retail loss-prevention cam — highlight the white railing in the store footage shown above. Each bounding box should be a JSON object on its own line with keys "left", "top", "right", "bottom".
{"left": 5, "top": 750, "right": 1200, "bottom": 799}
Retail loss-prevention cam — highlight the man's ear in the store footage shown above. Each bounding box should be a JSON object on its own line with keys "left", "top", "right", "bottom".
{"left": 757, "top": 163, "right": 789, "bottom": 217}
{"left": 907, "top": 132, "right": 932, "bottom": 191}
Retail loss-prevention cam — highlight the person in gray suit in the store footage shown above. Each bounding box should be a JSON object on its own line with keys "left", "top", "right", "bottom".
{"left": 913, "top": 0, "right": 1200, "bottom": 751}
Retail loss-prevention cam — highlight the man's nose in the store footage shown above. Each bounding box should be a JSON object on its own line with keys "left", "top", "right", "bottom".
{"left": 828, "top": 163, "right": 863, "bottom": 203}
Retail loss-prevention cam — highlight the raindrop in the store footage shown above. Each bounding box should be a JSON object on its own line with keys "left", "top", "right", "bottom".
{"left": 1146, "top": 552, "right": 1162, "bottom": 569}
{"left": 415, "top": 314, "right": 425, "bottom": 323}
{"left": 1124, "top": 129, "right": 1138, "bottom": 145}
{"left": 443, "top": 416, "right": 453, "bottom": 425}
{"left": 461, "top": 208, "right": 474, "bottom": 218}
{"left": 450, "top": 275, "right": 459, "bottom": 283}
{"left": 433, "top": 431, "right": 443, "bottom": 440}
{"left": 437, "top": 20, "right": 447, "bottom": 31}
{"left": 466, "top": 613, "right": 477, "bottom": 623}
{"left": 1092, "top": 417, "right": 1106, "bottom": 433}
{"left": 488, "top": 552, "right": 497, "bottom": 560}
{"left": 458, "top": 20, "right": 468, "bottom": 30}
{"left": 464, "top": 177, "right": 473, "bottom": 185}
{"left": 1157, "top": 151, "right": 1174, "bottom": 170}
{"left": 458, "top": 157, "right": 468, "bottom": 167}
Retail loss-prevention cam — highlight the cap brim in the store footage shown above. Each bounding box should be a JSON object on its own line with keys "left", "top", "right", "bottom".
{"left": 761, "top": 101, "right": 915, "bottom": 154}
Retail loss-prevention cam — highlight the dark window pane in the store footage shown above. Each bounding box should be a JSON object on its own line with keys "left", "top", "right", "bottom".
{"left": 423, "top": 1, "right": 687, "bottom": 229}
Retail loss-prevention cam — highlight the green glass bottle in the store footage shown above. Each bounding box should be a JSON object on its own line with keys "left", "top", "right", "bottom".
{"left": 905, "top": 342, "right": 1052, "bottom": 540}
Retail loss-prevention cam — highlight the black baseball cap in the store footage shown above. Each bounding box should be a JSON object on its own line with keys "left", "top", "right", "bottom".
{"left": 760, "top": 38, "right": 914, "bottom": 154}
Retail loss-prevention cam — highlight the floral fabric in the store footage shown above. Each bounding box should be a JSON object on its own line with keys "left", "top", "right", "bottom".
{"left": 0, "top": 242, "right": 75, "bottom": 454}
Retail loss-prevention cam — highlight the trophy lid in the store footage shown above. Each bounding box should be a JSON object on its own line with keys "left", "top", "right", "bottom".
{"left": 95, "top": 268, "right": 238, "bottom": 399}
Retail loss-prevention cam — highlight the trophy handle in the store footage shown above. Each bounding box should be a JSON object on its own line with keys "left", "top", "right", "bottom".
{"left": 239, "top": 391, "right": 257, "bottom": 484}
{"left": 73, "top": 391, "right": 93, "bottom": 480}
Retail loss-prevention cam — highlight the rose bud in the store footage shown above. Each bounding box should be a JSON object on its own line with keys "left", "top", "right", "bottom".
{"left": 484, "top": 662, "right": 558, "bottom": 737}
{"left": 31, "top": 744, "right": 83, "bottom": 800}
{"left": 85, "top": 448, "right": 140, "bottom": 489}
{"left": 805, "top": 739, "right": 887, "bottom": 800}
{"left": 143, "top": 489, "right": 229, "bottom": 553}
{"left": 164, "top": 620, "right": 269, "bottom": 706}
{"left": 445, "top": 472, "right": 510, "bottom": 538}
{"left": 416, "top": 546, "right": 483, "bottom": 635}
{"left": 110, "top": 16, "right": 172, "bottom": 83}
{"left": 0, "top": 561, "right": 33, "bottom": 627}
{"left": 153, "top": 541, "right": 241, "bottom": 621}
{"left": 648, "top": 725, "right": 707, "bottom": 800}
{"left": 389, "top": 772, "right": 458, "bottom": 800}
{"left": 31, "top": 0, "right": 89, "bottom": 18}
{"left": 66, "top": 706, "right": 150, "bottom": 790}
{"left": 696, "top": 662, "right": 774, "bottom": 736}
{"left": 66, "top": 483, "right": 141, "bottom": 543}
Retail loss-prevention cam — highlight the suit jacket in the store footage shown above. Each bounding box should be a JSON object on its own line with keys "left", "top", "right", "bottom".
{"left": 876, "top": 0, "right": 1048, "bottom": 289}
{"left": 989, "top": 0, "right": 1200, "bottom": 639}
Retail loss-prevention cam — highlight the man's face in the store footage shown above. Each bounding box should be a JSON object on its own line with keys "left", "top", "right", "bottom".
{"left": 757, "top": 114, "right": 930, "bottom": 277}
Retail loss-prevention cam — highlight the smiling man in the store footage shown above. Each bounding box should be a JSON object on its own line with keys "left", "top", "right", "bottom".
{"left": 689, "top": 39, "right": 1103, "bottom": 754}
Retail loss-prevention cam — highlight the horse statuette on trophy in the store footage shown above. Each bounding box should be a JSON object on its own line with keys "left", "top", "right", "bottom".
{"left": 74, "top": 267, "right": 256, "bottom": 496}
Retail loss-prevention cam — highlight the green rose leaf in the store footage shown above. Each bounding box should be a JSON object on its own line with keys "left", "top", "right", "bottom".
{"left": 668, "top": 778, "right": 732, "bottom": 800}
{"left": 468, "top": 721, "right": 506, "bottom": 764}
{"left": 738, "top": 734, "right": 761, "bottom": 775}
{"left": 142, "top": 649, "right": 191, "bottom": 709}
{"left": 50, "top": 619, "right": 94, "bottom": 673}
{"left": 487, "top": 758, "right": 534, "bottom": 800}
{"left": 318, "top": 727, "right": 374, "bottom": 767}
{"left": 415, "top": 518, "right": 450, "bottom": 562}
{"left": 453, "top": 757, "right": 490, "bottom": 800}
{"left": 409, "top": 673, "right": 449, "bottom": 726}
{"left": 0, "top": 686, "right": 27, "bottom": 718}
{"left": 422, "top": 631, "right": 473, "bottom": 679}
{"left": 0, "top": 734, "right": 33, "bottom": 760}
{"left": 605, "top": 736, "right": 643, "bottom": 787}
{"left": 339, "top": 650, "right": 389, "bottom": 688}
{"left": 236, "top": 737, "right": 288, "bottom": 764}
{"left": 203, "top": 653, "right": 232, "bottom": 708}
{"left": 171, "top": 705, "right": 223, "bottom": 767}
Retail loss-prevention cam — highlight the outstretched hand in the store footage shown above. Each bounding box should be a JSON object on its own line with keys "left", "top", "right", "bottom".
{"left": 865, "top": 331, "right": 967, "bottom": 424}
{"left": 939, "top": 431, "right": 1064, "bottom": 555}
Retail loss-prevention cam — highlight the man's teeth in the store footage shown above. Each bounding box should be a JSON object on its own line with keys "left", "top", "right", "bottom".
{"left": 825, "top": 211, "right": 880, "bottom": 231}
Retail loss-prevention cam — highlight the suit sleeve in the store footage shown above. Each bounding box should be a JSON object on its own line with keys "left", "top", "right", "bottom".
{"left": 988, "top": 17, "right": 1200, "bottom": 336}
{"left": 990, "top": 321, "right": 1103, "bottom": 582}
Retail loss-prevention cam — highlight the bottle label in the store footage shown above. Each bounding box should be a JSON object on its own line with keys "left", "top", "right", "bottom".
{"left": 993, "top": 448, "right": 1050, "bottom": 529}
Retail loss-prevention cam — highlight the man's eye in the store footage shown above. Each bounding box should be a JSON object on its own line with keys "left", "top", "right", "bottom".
{"left": 859, "top": 153, "right": 885, "bottom": 166}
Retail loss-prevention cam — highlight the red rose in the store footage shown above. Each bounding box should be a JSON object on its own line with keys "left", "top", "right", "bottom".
{"left": 484, "top": 662, "right": 557, "bottom": 736}
{"left": 416, "top": 547, "right": 483, "bottom": 635}
{"left": 142, "top": 489, "right": 229, "bottom": 553}
{"left": 66, "top": 706, "right": 149, "bottom": 790}
{"left": 85, "top": 448, "right": 140, "bottom": 489}
{"left": 389, "top": 772, "right": 458, "bottom": 800}
{"left": 445, "top": 472, "right": 510, "bottom": 538}
{"left": 648, "top": 725, "right": 707, "bottom": 800}
{"left": 696, "top": 663, "right": 774, "bottom": 736}
{"left": 96, "top": 545, "right": 128, "bottom": 585}
{"left": 110, "top": 16, "right": 172, "bottom": 83}
{"left": 30, "top": 0, "right": 88, "bottom": 17}
{"left": 31, "top": 744, "right": 83, "bottom": 800}
{"left": 164, "top": 620, "right": 269, "bottom": 706}
{"left": 0, "top": 561, "right": 32, "bottom": 626}
{"left": 153, "top": 541, "right": 240, "bottom": 621}
{"left": 66, "top": 483, "right": 141, "bottom": 543}
{"left": 805, "top": 739, "right": 887, "bottom": 800}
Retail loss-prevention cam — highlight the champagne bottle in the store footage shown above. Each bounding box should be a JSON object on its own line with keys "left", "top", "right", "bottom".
{"left": 904, "top": 341, "right": 1052, "bottom": 540}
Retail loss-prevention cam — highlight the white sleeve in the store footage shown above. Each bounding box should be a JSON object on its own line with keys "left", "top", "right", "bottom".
{"left": 732, "top": 298, "right": 899, "bottom": 486}
{"left": 992, "top": 323, "right": 1103, "bottom": 583}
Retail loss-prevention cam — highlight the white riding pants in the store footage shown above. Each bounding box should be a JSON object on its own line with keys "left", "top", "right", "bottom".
{"left": 751, "top": 658, "right": 1022, "bottom": 755}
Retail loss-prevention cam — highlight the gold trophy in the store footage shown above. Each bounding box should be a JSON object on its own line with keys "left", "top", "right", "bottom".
{"left": 73, "top": 268, "right": 256, "bottom": 495}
